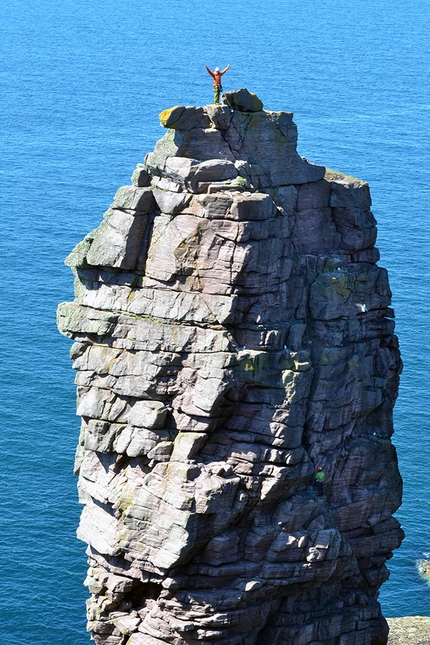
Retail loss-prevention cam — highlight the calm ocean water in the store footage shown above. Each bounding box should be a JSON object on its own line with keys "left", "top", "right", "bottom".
{"left": 2, "top": 0, "right": 430, "bottom": 642}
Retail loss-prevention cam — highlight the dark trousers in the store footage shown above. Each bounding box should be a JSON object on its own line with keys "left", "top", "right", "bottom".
{"left": 316, "top": 481, "right": 324, "bottom": 496}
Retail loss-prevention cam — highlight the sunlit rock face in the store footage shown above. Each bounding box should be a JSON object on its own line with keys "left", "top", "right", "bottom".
{"left": 58, "top": 89, "right": 403, "bottom": 645}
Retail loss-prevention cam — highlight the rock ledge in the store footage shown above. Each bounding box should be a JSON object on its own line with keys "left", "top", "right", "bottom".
{"left": 387, "top": 616, "right": 430, "bottom": 645}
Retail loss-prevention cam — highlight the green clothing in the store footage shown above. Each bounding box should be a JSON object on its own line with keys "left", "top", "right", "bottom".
{"left": 315, "top": 471, "right": 325, "bottom": 482}
{"left": 214, "top": 83, "right": 222, "bottom": 104}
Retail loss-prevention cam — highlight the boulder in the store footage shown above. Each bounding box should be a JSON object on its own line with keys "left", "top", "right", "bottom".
{"left": 222, "top": 88, "right": 264, "bottom": 112}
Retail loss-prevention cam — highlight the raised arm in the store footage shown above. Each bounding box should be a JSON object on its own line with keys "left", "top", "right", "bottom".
{"left": 205, "top": 65, "right": 215, "bottom": 79}
{"left": 220, "top": 64, "right": 231, "bottom": 75}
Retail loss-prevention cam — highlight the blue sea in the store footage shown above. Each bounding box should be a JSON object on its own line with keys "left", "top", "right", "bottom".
{"left": 2, "top": 0, "right": 430, "bottom": 642}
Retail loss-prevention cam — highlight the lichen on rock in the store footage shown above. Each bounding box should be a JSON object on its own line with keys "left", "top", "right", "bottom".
{"left": 58, "top": 89, "right": 403, "bottom": 645}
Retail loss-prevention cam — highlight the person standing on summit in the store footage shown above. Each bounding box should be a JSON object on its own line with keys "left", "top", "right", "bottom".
{"left": 205, "top": 64, "right": 230, "bottom": 104}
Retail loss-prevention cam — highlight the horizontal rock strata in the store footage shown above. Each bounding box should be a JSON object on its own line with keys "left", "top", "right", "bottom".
{"left": 58, "top": 89, "right": 403, "bottom": 645}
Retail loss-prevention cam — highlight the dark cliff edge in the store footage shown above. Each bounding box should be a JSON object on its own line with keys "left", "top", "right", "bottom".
{"left": 57, "top": 89, "right": 404, "bottom": 645}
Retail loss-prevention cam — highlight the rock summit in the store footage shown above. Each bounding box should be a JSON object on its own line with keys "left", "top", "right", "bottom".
{"left": 58, "top": 89, "right": 403, "bottom": 645}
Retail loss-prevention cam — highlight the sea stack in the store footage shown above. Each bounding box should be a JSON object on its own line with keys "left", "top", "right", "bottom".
{"left": 57, "top": 89, "right": 403, "bottom": 645}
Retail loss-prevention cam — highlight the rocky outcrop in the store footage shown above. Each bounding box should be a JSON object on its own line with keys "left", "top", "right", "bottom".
{"left": 58, "top": 89, "right": 403, "bottom": 645}
{"left": 416, "top": 558, "right": 430, "bottom": 583}
{"left": 387, "top": 617, "right": 430, "bottom": 645}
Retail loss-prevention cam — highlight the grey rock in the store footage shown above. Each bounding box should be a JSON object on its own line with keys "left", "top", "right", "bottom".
{"left": 163, "top": 156, "right": 238, "bottom": 191}
{"left": 223, "top": 110, "right": 325, "bottom": 187}
{"left": 65, "top": 188, "right": 156, "bottom": 271}
{"left": 292, "top": 207, "right": 339, "bottom": 254}
{"left": 131, "top": 164, "right": 151, "bottom": 187}
{"left": 112, "top": 186, "right": 155, "bottom": 212}
{"left": 58, "top": 90, "right": 402, "bottom": 645}
{"left": 297, "top": 180, "right": 331, "bottom": 210}
{"left": 150, "top": 174, "right": 182, "bottom": 192}
{"left": 152, "top": 189, "right": 192, "bottom": 215}
{"left": 85, "top": 214, "right": 148, "bottom": 270}
{"left": 180, "top": 127, "right": 236, "bottom": 161}
{"left": 145, "top": 128, "right": 183, "bottom": 171}
{"left": 146, "top": 127, "right": 236, "bottom": 170}
{"left": 125, "top": 400, "right": 168, "bottom": 429}
{"left": 204, "top": 104, "right": 233, "bottom": 130}
{"left": 222, "top": 88, "right": 264, "bottom": 112}
{"left": 387, "top": 617, "right": 430, "bottom": 645}
{"left": 159, "top": 105, "right": 211, "bottom": 130}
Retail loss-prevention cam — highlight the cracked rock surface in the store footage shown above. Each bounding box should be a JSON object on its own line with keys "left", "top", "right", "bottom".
{"left": 58, "top": 89, "right": 403, "bottom": 645}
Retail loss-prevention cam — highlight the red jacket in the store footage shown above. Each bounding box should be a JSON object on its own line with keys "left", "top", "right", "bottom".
{"left": 206, "top": 65, "right": 230, "bottom": 85}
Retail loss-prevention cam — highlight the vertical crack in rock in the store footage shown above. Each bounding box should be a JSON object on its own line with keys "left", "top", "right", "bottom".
{"left": 57, "top": 89, "right": 403, "bottom": 645}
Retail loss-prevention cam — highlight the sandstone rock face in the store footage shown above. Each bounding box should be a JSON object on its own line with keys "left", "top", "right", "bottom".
{"left": 58, "top": 90, "right": 403, "bottom": 645}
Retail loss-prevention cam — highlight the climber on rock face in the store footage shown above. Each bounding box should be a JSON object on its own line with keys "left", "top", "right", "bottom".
{"left": 205, "top": 64, "right": 230, "bottom": 104}
{"left": 315, "top": 466, "right": 325, "bottom": 496}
